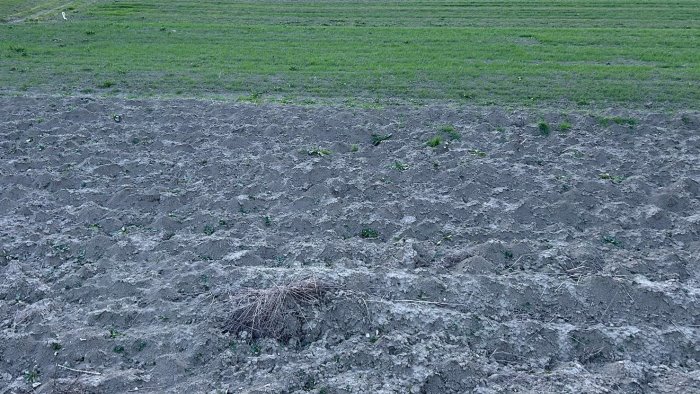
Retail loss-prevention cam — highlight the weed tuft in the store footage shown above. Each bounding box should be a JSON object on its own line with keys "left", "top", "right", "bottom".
{"left": 307, "top": 147, "right": 331, "bottom": 157}
{"left": 371, "top": 133, "right": 392, "bottom": 146}
{"left": 468, "top": 148, "right": 486, "bottom": 158}
{"left": 602, "top": 235, "right": 622, "bottom": 247}
{"left": 392, "top": 161, "right": 408, "bottom": 171}
{"left": 360, "top": 228, "right": 379, "bottom": 239}
{"left": 440, "top": 124, "right": 460, "bottom": 140}
{"left": 426, "top": 135, "right": 442, "bottom": 147}
{"left": 599, "top": 116, "right": 636, "bottom": 127}
{"left": 599, "top": 172, "right": 625, "bottom": 184}
{"left": 24, "top": 368, "right": 40, "bottom": 383}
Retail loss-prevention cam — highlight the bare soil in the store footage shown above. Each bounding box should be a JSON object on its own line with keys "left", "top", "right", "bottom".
{"left": 1, "top": 96, "right": 699, "bottom": 393}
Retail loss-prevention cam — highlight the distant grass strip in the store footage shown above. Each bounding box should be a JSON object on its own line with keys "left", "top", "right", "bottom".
{"left": 1, "top": 0, "right": 698, "bottom": 107}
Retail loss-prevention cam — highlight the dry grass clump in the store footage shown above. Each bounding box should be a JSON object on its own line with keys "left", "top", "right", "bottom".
{"left": 224, "top": 276, "right": 332, "bottom": 339}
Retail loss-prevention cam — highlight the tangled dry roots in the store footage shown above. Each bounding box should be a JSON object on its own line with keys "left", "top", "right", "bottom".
{"left": 224, "top": 276, "right": 332, "bottom": 339}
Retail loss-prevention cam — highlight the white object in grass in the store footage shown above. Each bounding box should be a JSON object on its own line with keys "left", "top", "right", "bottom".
{"left": 62, "top": 12, "right": 67, "bottom": 20}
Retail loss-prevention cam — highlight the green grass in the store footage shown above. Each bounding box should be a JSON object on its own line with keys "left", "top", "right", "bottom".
{"left": 426, "top": 136, "right": 442, "bottom": 147}
{"left": 1, "top": 1, "right": 698, "bottom": 107}
{"left": 599, "top": 116, "right": 637, "bottom": 127}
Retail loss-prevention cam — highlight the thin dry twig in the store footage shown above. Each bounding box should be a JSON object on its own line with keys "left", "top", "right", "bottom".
{"left": 57, "top": 364, "right": 102, "bottom": 376}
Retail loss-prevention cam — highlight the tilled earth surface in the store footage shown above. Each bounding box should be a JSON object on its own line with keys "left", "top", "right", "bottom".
{"left": 1, "top": 96, "right": 699, "bottom": 393}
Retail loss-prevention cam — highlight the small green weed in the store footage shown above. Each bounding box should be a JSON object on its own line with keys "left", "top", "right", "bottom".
{"left": 203, "top": 225, "right": 216, "bottom": 235}
{"left": 599, "top": 173, "right": 625, "bottom": 184}
{"left": 440, "top": 124, "right": 460, "bottom": 140}
{"left": 426, "top": 135, "right": 442, "bottom": 147}
{"left": 538, "top": 121, "right": 550, "bottom": 136}
{"left": 371, "top": 133, "right": 392, "bottom": 146}
{"left": 360, "top": 228, "right": 379, "bottom": 239}
{"left": 24, "top": 368, "right": 40, "bottom": 383}
{"left": 307, "top": 147, "right": 331, "bottom": 157}
{"left": 108, "top": 328, "right": 124, "bottom": 339}
{"left": 602, "top": 235, "right": 622, "bottom": 247}
{"left": 113, "top": 345, "right": 125, "bottom": 354}
{"left": 392, "top": 161, "right": 408, "bottom": 171}
{"left": 559, "top": 121, "right": 572, "bottom": 132}
{"left": 98, "top": 80, "right": 115, "bottom": 89}
{"left": 133, "top": 339, "right": 148, "bottom": 352}
{"left": 303, "top": 375, "right": 317, "bottom": 391}
{"left": 599, "top": 116, "right": 636, "bottom": 127}
{"left": 468, "top": 148, "right": 486, "bottom": 158}
{"left": 50, "top": 342, "right": 62, "bottom": 351}
{"left": 350, "top": 144, "right": 359, "bottom": 152}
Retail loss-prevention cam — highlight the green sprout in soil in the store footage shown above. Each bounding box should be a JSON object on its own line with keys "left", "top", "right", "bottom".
{"left": 559, "top": 121, "right": 572, "bottom": 132}
{"left": 113, "top": 345, "right": 125, "bottom": 354}
{"left": 133, "top": 339, "right": 148, "bottom": 352}
{"left": 303, "top": 376, "right": 317, "bottom": 391}
{"left": 599, "top": 173, "right": 625, "bottom": 184}
{"left": 360, "top": 228, "right": 379, "bottom": 239}
{"left": 602, "top": 235, "right": 622, "bottom": 247}
{"left": 371, "top": 133, "right": 392, "bottom": 146}
{"left": 51, "top": 342, "right": 62, "bottom": 351}
{"left": 426, "top": 135, "right": 442, "bottom": 147}
{"left": 108, "top": 328, "right": 124, "bottom": 339}
{"left": 24, "top": 368, "right": 40, "bottom": 383}
{"left": 263, "top": 215, "right": 272, "bottom": 227}
{"left": 203, "top": 225, "right": 216, "bottom": 235}
{"left": 307, "top": 147, "right": 332, "bottom": 157}
{"left": 350, "top": 144, "right": 359, "bottom": 152}
{"left": 440, "top": 124, "right": 460, "bottom": 140}
{"left": 468, "top": 148, "right": 487, "bottom": 158}
{"left": 538, "top": 121, "right": 550, "bottom": 136}
{"left": 392, "top": 161, "right": 408, "bottom": 171}
{"left": 599, "top": 116, "right": 637, "bottom": 127}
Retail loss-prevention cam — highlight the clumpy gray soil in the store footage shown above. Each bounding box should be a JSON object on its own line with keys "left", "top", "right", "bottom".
{"left": 1, "top": 96, "right": 699, "bottom": 393}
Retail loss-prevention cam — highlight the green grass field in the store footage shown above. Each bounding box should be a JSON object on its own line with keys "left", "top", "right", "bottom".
{"left": 1, "top": 0, "right": 698, "bottom": 107}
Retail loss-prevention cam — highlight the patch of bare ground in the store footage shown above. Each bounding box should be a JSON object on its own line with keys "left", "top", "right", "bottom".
{"left": 0, "top": 96, "right": 698, "bottom": 393}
